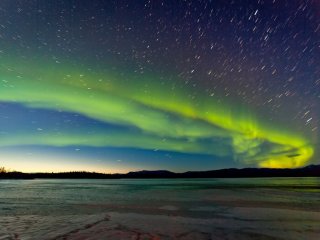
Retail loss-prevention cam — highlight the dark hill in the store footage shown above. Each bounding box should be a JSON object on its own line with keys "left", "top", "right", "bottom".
{"left": 126, "top": 170, "right": 176, "bottom": 178}
{"left": 0, "top": 165, "right": 319, "bottom": 179}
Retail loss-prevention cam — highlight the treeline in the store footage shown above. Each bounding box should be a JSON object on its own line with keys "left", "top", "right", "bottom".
{"left": 0, "top": 168, "right": 120, "bottom": 179}
{"left": 0, "top": 164, "right": 319, "bottom": 179}
{"left": 0, "top": 170, "right": 34, "bottom": 179}
{"left": 32, "top": 171, "right": 121, "bottom": 179}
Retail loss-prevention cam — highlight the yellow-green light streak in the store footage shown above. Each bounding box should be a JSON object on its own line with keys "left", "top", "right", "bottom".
{"left": 0, "top": 57, "right": 314, "bottom": 168}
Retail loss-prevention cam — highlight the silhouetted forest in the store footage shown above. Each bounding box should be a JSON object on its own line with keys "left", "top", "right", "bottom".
{"left": 0, "top": 164, "right": 319, "bottom": 179}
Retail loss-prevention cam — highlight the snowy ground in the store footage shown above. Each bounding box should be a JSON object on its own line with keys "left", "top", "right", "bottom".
{"left": 0, "top": 178, "right": 319, "bottom": 239}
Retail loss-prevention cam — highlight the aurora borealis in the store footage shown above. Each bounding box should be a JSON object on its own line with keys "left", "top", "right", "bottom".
{"left": 0, "top": 0, "right": 319, "bottom": 172}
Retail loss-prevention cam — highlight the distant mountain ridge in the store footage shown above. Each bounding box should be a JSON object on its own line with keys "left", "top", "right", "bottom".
{"left": 1, "top": 164, "right": 319, "bottom": 179}
{"left": 125, "top": 164, "right": 320, "bottom": 178}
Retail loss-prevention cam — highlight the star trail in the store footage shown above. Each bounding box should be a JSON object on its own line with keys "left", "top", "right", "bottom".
{"left": 0, "top": 0, "right": 318, "bottom": 172}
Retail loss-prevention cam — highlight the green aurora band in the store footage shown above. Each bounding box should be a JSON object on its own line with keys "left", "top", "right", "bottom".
{"left": 0, "top": 57, "right": 314, "bottom": 168}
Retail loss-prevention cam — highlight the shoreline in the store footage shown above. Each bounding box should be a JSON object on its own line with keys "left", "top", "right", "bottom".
{"left": 1, "top": 164, "right": 319, "bottom": 179}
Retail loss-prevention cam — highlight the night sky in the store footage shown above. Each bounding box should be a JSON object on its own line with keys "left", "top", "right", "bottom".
{"left": 0, "top": 0, "right": 319, "bottom": 173}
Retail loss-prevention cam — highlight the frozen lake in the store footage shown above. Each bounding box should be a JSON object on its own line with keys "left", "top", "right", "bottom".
{"left": 0, "top": 178, "right": 319, "bottom": 239}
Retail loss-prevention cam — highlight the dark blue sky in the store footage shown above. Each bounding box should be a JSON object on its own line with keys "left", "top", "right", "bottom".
{"left": 0, "top": 0, "right": 318, "bottom": 172}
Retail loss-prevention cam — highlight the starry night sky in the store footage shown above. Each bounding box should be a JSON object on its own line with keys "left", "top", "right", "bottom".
{"left": 0, "top": 0, "right": 319, "bottom": 173}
